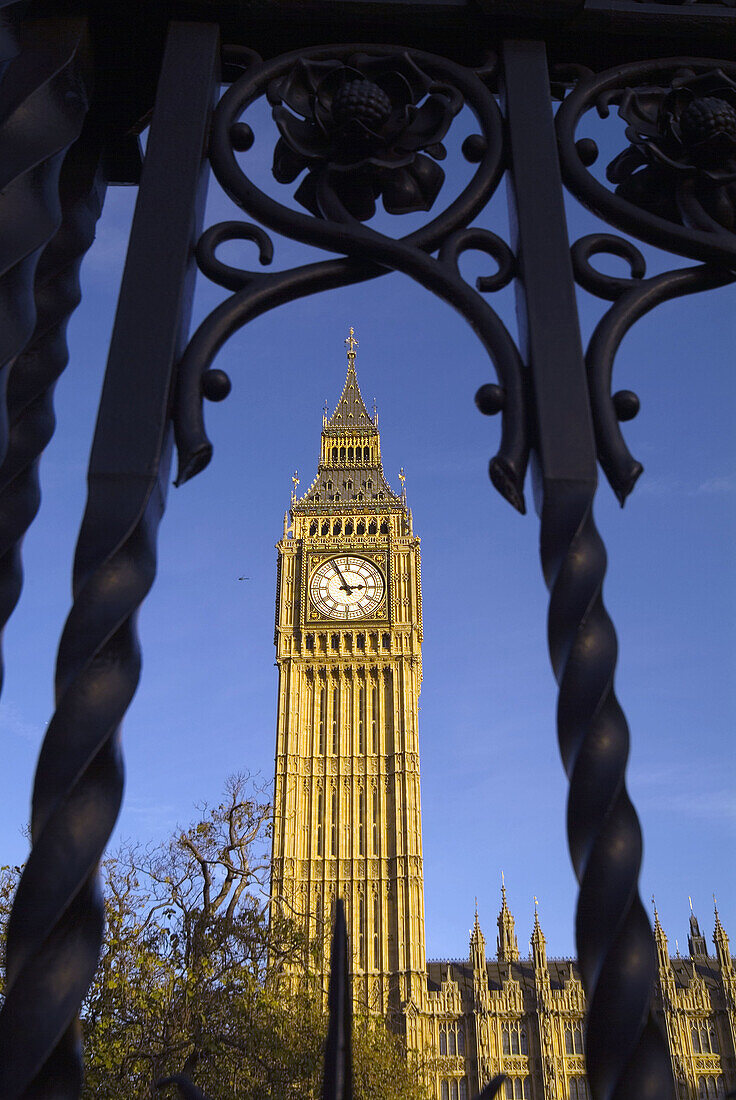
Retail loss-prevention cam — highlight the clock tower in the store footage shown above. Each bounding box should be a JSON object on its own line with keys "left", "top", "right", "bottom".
{"left": 271, "top": 329, "right": 426, "bottom": 1018}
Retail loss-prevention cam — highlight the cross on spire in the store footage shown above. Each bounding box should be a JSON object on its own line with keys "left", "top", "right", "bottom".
{"left": 345, "top": 325, "right": 359, "bottom": 357}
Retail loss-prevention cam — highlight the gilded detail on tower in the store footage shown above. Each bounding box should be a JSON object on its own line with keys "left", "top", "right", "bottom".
{"left": 271, "top": 333, "right": 735, "bottom": 1100}
{"left": 271, "top": 329, "right": 425, "bottom": 1017}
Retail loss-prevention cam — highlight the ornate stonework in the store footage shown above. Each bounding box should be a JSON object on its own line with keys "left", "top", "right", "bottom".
{"left": 271, "top": 334, "right": 735, "bottom": 1100}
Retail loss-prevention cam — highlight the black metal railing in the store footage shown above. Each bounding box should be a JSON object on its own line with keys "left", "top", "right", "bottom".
{"left": 0, "top": 3, "right": 734, "bottom": 1097}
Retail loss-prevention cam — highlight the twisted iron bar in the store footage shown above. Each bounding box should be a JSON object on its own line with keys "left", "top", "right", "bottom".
{"left": 572, "top": 235, "right": 736, "bottom": 505}
{"left": 540, "top": 484, "right": 675, "bottom": 1100}
{"left": 175, "top": 45, "right": 528, "bottom": 511}
{"left": 0, "top": 18, "right": 92, "bottom": 583}
{"left": 0, "top": 133, "right": 105, "bottom": 694}
{"left": 0, "top": 449, "right": 170, "bottom": 1097}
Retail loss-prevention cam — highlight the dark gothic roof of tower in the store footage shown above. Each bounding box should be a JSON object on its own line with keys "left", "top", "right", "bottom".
{"left": 326, "top": 359, "right": 375, "bottom": 430}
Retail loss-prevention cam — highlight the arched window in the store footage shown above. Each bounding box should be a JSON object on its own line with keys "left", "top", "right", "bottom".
{"left": 520, "top": 1027, "right": 528, "bottom": 1055}
{"left": 310, "top": 520, "right": 318, "bottom": 535}
{"left": 358, "top": 686, "right": 365, "bottom": 753}
{"left": 332, "top": 686, "right": 339, "bottom": 752}
{"left": 348, "top": 446, "right": 353, "bottom": 461}
{"left": 459, "top": 1081, "right": 468, "bottom": 1100}
{"left": 327, "top": 480, "right": 333, "bottom": 491}
{"left": 346, "top": 520, "right": 353, "bottom": 535}
{"left": 340, "top": 446, "right": 346, "bottom": 461}
{"left": 357, "top": 520, "right": 365, "bottom": 535}
{"left": 364, "top": 446, "right": 370, "bottom": 460}
{"left": 569, "top": 1081, "right": 579, "bottom": 1100}
{"left": 318, "top": 688, "right": 326, "bottom": 753}
{"left": 367, "top": 479, "right": 372, "bottom": 489}
{"left": 692, "top": 1026, "right": 702, "bottom": 1054}
{"left": 369, "top": 519, "right": 377, "bottom": 534}
{"left": 451, "top": 1081, "right": 458, "bottom": 1100}
{"left": 321, "top": 520, "right": 329, "bottom": 535}
{"left": 441, "top": 1082, "right": 449, "bottom": 1100}
{"left": 502, "top": 1026, "right": 510, "bottom": 1056}
{"left": 358, "top": 790, "right": 365, "bottom": 855}
{"left": 373, "top": 894, "right": 380, "bottom": 966}
{"left": 371, "top": 684, "right": 378, "bottom": 751}
{"left": 358, "top": 892, "right": 365, "bottom": 968}
{"left": 332, "top": 446, "right": 338, "bottom": 462}
{"left": 380, "top": 520, "right": 388, "bottom": 534}
{"left": 330, "top": 787, "right": 337, "bottom": 855}
{"left": 440, "top": 1028, "right": 447, "bottom": 1056}
{"left": 709, "top": 1026, "right": 719, "bottom": 1053}
{"left": 457, "top": 1024, "right": 465, "bottom": 1055}
{"left": 372, "top": 786, "right": 379, "bottom": 854}
{"left": 448, "top": 1026, "right": 456, "bottom": 1056}
{"left": 316, "top": 790, "right": 323, "bottom": 856}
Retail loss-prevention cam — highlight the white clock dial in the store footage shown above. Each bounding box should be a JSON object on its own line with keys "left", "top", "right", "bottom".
{"left": 310, "top": 556, "right": 384, "bottom": 620}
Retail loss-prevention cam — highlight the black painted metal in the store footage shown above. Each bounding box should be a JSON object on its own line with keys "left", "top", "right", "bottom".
{"left": 502, "top": 39, "right": 675, "bottom": 1100}
{"left": 174, "top": 45, "right": 528, "bottom": 512}
{"left": 0, "top": 4, "right": 732, "bottom": 1097}
{"left": 0, "top": 17, "right": 94, "bottom": 696}
{"left": 0, "top": 131, "right": 105, "bottom": 697}
{"left": 0, "top": 21, "right": 219, "bottom": 1098}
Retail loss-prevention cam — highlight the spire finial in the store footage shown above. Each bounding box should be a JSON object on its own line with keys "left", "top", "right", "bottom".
{"left": 675, "top": 938, "right": 681, "bottom": 958}
{"left": 399, "top": 467, "right": 406, "bottom": 498}
{"left": 689, "top": 895, "right": 693, "bottom": 913}
{"left": 291, "top": 469, "right": 300, "bottom": 503}
{"left": 345, "top": 326, "right": 359, "bottom": 359}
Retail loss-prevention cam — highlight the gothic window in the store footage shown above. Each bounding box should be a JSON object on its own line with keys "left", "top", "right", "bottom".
{"left": 565, "top": 1023, "right": 583, "bottom": 1055}
{"left": 380, "top": 520, "right": 388, "bottom": 534}
{"left": 502, "top": 1023, "right": 527, "bottom": 1056}
{"left": 348, "top": 447, "right": 353, "bottom": 461}
{"left": 306, "top": 634, "right": 314, "bottom": 651}
{"left": 330, "top": 788, "right": 337, "bottom": 855}
{"left": 440, "top": 1029, "right": 447, "bottom": 1056}
{"left": 318, "top": 688, "right": 326, "bottom": 754}
{"left": 332, "top": 446, "right": 338, "bottom": 461}
{"left": 369, "top": 519, "right": 377, "bottom": 534}
{"left": 327, "top": 480, "right": 333, "bottom": 491}
{"left": 316, "top": 790, "right": 323, "bottom": 856}
{"left": 692, "top": 1026, "right": 702, "bottom": 1054}
{"left": 346, "top": 520, "right": 353, "bottom": 535}
{"left": 372, "top": 786, "right": 379, "bottom": 854}
{"left": 505, "top": 1081, "right": 530, "bottom": 1100}
{"left": 358, "top": 789, "right": 365, "bottom": 855}
{"left": 331, "top": 634, "right": 339, "bottom": 652}
{"left": 315, "top": 895, "right": 323, "bottom": 959}
{"left": 334, "top": 493, "right": 340, "bottom": 501}
{"left": 709, "top": 1026, "right": 720, "bottom": 1054}
{"left": 358, "top": 686, "right": 365, "bottom": 753}
{"left": 310, "top": 521, "right": 318, "bottom": 535}
{"left": 358, "top": 492, "right": 363, "bottom": 501}
{"left": 367, "top": 479, "right": 372, "bottom": 489}
{"left": 698, "top": 1078, "right": 724, "bottom": 1100}
{"left": 358, "top": 892, "right": 365, "bottom": 969}
{"left": 448, "top": 1026, "right": 456, "bottom": 1056}
{"left": 568, "top": 1079, "right": 589, "bottom": 1100}
{"left": 333, "top": 519, "right": 341, "bottom": 535}
{"left": 371, "top": 684, "right": 378, "bottom": 751}
{"left": 321, "top": 520, "right": 329, "bottom": 535}
{"left": 457, "top": 1025, "right": 465, "bottom": 1055}
{"left": 459, "top": 1081, "right": 468, "bottom": 1100}
{"left": 357, "top": 633, "right": 365, "bottom": 651}
{"left": 332, "top": 686, "right": 339, "bottom": 752}
{"left": 441, "top": 1082, "right": 449, "bottom": 1100}
{"left": 373, "top": 893, "right": 380, "bottom": 966}
{"left": 314, "top": 494, "right": 320, "bottom": 502}
{"left": 451, "top": 1082, "right": 459, "bottom": 1100}
{"left": 340, "top": 447, "right": 346, "bottom": 461}
{"left": 357, "top": 520, "right": 365, "bottom": 535}
{"left": 382, "top": 633, "right": 390, "bottom": 650}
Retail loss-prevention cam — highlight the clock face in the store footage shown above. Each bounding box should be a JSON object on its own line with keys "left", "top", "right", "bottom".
{"left": 310, "top": 556, "right": 384, "bottom": 620}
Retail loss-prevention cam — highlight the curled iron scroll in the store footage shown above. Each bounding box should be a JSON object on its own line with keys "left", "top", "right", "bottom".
{"left": 174, "top": 44, "right": 529, "bottom": 512}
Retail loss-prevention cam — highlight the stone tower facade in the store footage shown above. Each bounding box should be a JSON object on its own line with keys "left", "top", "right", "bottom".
{"left": 270, "top": 331, "right": 735, "bottom": 1100}
{"left": 271, "top": 329, "right": 426, "bottom": 1016}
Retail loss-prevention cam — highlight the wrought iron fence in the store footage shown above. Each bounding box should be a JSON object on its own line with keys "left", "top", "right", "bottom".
{"left": 0, "top": 2, "right": 734, "bottom": 1097}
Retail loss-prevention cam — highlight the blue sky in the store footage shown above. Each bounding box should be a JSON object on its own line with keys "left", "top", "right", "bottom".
{"left": 1, "top": 90, "right": 734, "bottom": 965}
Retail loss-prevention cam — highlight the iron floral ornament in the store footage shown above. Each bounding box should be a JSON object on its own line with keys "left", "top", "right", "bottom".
{"left": 607, "top": 67, "right": 736, "bottom": 232}
{"left": 268, "top": 53, "right": 462, "bottom": 220}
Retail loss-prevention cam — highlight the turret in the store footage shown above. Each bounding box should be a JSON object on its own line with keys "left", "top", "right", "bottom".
{"left": 713, "top": 898, "right": 732, "bottom": 973}
{"left": 531, "top": 899, "right": 547, "bottom": 972}
{"left": 470, "top": 900, "right": 487, "bottom": 973}
{"left": 496, "top": 875, "right": 519, "bottom": 962}
{"left": 653, "top": 897, "right": 671, "bottom": 972}
{"left": 688, "top": 897, "right": 708, "bottom": 959}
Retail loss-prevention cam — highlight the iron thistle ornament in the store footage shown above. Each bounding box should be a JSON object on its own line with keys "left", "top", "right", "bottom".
{"left": 267, "top": 52, "right": 462, "bottom": 220}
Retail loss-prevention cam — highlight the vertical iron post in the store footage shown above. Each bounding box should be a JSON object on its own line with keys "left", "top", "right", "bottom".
{"left": 0, "top": 21, "right": 219, "bottom": 1098}
{"left": 502, "top": 40, "right": 675, "bottom": 1100}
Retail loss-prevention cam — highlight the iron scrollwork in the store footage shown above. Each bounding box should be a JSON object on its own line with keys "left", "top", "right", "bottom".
{"left": 174, "top": 44, "right": 528, "bottom": 513}
{"left": 556, "top": 58, "right": 736, "bottom": 504}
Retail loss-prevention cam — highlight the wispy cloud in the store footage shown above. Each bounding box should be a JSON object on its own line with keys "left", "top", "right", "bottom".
{"left": 0, "top": 703, "right": 43, "bottom": 744}
{"left": 633, "top": 763, "right": 736, "bottom": 824}
{"left": 636, "top": 473, "right": 736, "bottom": 498}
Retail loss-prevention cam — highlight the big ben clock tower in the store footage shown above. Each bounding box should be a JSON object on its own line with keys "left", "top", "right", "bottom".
{"left": 271, "top": 329, "right": 427, "bottom": 1018}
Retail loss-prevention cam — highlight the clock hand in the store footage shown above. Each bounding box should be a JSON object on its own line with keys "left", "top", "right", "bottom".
{"left": 331, "top": 559, "right": 354, "bottom": 593}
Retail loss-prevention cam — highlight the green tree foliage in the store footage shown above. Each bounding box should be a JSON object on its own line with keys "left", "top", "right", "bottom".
{"left": 0, "top": 777, "right": 428, "bottom": 1100}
